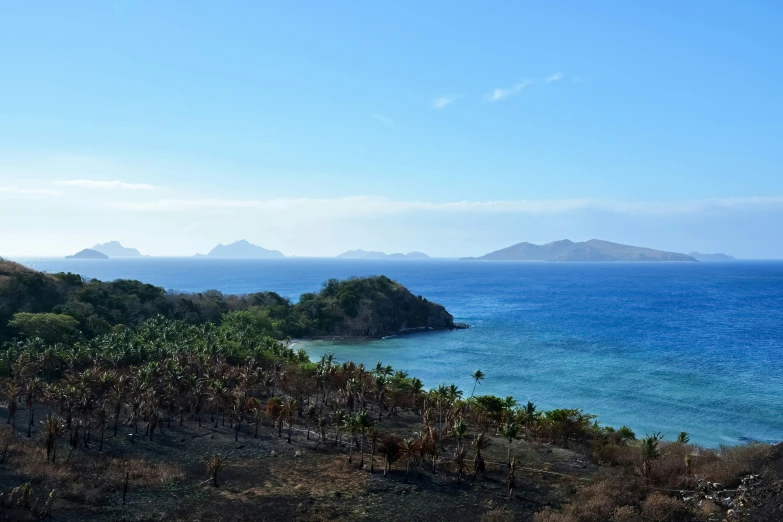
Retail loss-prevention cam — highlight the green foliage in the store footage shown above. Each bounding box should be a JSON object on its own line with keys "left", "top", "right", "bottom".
{"left": 543, "top": 408, "right": 597, "bottom": 447}
{"left": 618, "top": 425, "right": 637, "bottom": 442}
{"left": 470, "top": 395, "right": 506, "bottom": 414}
{"left": 0, "top": 259, "right": 452, "bottom": 345}
{"left": 642, "top": 432, "right": 664, "bottom": 462}
{"left": 8, "top": 312, "right": 79, "bottom": 344}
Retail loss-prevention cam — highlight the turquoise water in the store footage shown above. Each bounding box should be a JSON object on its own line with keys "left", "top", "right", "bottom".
{"left": 13, "top": 257, "right": 783, "bottom": 447}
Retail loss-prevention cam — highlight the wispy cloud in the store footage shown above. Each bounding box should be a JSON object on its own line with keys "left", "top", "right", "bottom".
{"left": 371, "top": 113, "right": 393, "bottom": 125}
{"left": 0, "top": 185, "right": 60, "bottom": 196}
{"left": 486, "top": 79, "right": 533, "bottom": 102}
{"left": 432, "top": 95, "right": 459, "bottom": 110}
{"left": 546, "top": 72, "right": 565, "bottom": 83}
{"left": 55, "top": 180, "right": 156, "bottom": 190}
{"left": 110, "top": 195, "right": 783, "bottom": 217}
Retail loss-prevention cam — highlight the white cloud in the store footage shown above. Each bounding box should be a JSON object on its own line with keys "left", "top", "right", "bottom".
{"left": 432, "top": 95, "right": 458, "bottom": 110}
{"left": 0, "top": 185, "right": 60, "bottom": 196}
{"left": 56, "top": 179, "right": 156, "bottom": 190}
{"left": 486, "top": 79, "right": 533, "bottom": 102}
{"left": 371, "top": 113, "right": 393, "bottom": 125}
{"left": 546, "top": 72, "right": 565, "bottom": 83}
{"left": 109, "top": 195, "right": 783, "bottom": 217}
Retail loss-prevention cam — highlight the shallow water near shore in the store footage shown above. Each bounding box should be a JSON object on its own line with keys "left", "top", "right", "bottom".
{"left": 14, "top": 257, "right": 783, "bottom": 447}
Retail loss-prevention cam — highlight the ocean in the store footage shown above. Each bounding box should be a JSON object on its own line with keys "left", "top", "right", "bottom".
{"left": 12, "top": 257, "right": 783, "bottom": 447}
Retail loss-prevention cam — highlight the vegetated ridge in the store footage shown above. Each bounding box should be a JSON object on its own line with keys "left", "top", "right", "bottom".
{"left": 463, "top": 239, "right": 698, "bottom": 262}
{"left": 0, "top": 258, "right": 459, "bottom": 344}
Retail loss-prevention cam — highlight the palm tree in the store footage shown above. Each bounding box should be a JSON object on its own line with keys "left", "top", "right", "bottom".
{"left": 374, "top": 375, "right": 387, "bottom": 421}
{"left": 110, "top": 375, "right": 126, "bottom": 436}
{"left": 332, "top": 409, "right": 348, "bottom": 447}
{"left": 355, "top": 410, "right": 374, "bottom": 468}
{"left": 43, "top": 415, "right": 64, "bottom": 463}
{"left": 5, "top": 382, "right": 18, "bottom": 428}
{"left": 502, "top": 396, "right": 518, "bottom": 423}
{"left": 266, "top": 397, "right": 282, "bottom": 435}
{"left": 95, "top": 406, "right": 108, "bottom": 452}
{"left": 25, "top": 378, "right": 43, "bottom": 438}
{"left": 305, "top": 405, "right": 317, "bottom": 440}
{"left": 455, "top": 447, "right": 468, "bottom": 482}
{"left": 641, "top": 432, "right": 663, "bottom": 490}
{"left": 399, "top": 437, "right": 419, "bottom": 482}
{"left": 206, "top": 455, "right": 223, "bottom": 487}
{"left": 506, "top": 455, "right": 518, "bottom": 499}
{"left": 470, "top": 369, "right": 485, "bottom": 398}
{"left": 472, "top": 432, "right": 491, "bottom": 479}
{"left": 368, "top": 427, "right": 379, "bottom": 473}
{"left": 500, "top": 422, "right": 519, "bottom": 467}
{"left": 344, "top": 414, "right": 359, "bottom": 463}
{"left": 452, "top": 418, "right": 468, "bottom": 454}
{"left": 520, "top": 401, "right": 538, "bottom": 440}
{"left": 245, "top": 398, "right": 263, "bottom": 438}
{"left": 284, "top": 398, "right": 298, "bottom": 443}
{"left": 377, "top": 433, "right": 402, "bottom": 476}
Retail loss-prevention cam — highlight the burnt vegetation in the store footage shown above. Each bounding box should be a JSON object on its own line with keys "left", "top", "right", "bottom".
{"left": 0, "top": 258, "right": 778, "bottom": 521}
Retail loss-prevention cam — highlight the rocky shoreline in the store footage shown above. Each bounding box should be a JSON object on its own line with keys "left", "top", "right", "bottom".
{"left": 292, "top": 322, "right": 470, "bottom": 345}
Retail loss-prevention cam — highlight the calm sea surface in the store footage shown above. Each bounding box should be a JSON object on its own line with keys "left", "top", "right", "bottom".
{"left": 12, "top": 257, "right": 783, "bottom": 447}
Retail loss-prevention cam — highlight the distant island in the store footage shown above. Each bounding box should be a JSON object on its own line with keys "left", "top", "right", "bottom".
{"left": 337, "top": 249, "right": 430, "bottom": 259}
{"left": 197, "top": 239, "right": 285, "bottom": 259}
{"left": 92, "top": 241, "right": 143, "bottom": 257}
{"left": 689, "top": 252, "right": 737, "bottom": 262}
{"left": 66, "top": 248, "right": 109, "bottom": 259}
{"left": 462, "top": 239, "right": 697, "bottom": 262}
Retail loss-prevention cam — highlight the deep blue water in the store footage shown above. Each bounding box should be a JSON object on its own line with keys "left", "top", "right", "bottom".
{"left": 12, "top": 257, "right": 783, "bottom": 447}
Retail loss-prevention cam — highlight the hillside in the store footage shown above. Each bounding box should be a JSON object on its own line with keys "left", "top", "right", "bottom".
{"left": 65, "top": 248, "right": 109, "bottom": 259}
{"left": 92, "top": 241, "right": 143, "bottom": 257}
{"left": 463, "top": 239, "right": 697, "bottom": 262}
{"left": 0, "top": 259, "right": 459, "bottom": 343}
{"left": 200, "top": 239, "right": 285, "bottom": 259}
{"left": 337, "top": 249, "right": 431, "bottom": 259}
{"left": 296, "top": 276, "right": 456, "bottom": 337}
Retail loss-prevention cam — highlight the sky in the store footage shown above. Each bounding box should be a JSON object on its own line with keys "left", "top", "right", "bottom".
{"left": 1, "top": 1, "right": 782, "bottom": 258}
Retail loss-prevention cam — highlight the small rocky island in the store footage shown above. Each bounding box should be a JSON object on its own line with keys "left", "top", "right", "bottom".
{"left": 197, "top": 239, "right": 285, "bottom": 259}
{"left": 65, "top": 248, "right": 109, "bottom": 259}
{"left": 92, "top": 241, "right": 143, "bottom": 257}
{"left": 337, "top": 249, "right": 431, "bottom": 259}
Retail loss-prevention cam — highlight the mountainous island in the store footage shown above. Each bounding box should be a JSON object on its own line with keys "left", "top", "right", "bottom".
{"left": 91, "top": 241, "right": 143, "bottom": 257}
{"left": 337, "top": 249, "right": 430, "bottom": 259}
{"left": 65, "top": 248, "right": 109, "bottom": 259}
{"left": 197, "top": 239, "right": 285, "bottom": 259}
{"left": 462, "top": 239, "right": 697, "bottom": 262}
{"left": 689, "top": 252, "right": 737, "bottom": 261}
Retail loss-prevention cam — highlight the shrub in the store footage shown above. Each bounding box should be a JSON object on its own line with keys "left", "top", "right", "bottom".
{"left": 641, "top": 492, "right": 690, "bottom": 521}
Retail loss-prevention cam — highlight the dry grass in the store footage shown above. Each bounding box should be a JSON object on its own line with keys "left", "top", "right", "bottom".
{"left": 4, "top": 438, "right": 183, "bottom": 505}
{"left": 480, "top": 507, "right": 516, "bottom": 522}
{"left": 533, "top": 475, "right": 646, "bottom": 522}
{"left": 640, "top": 492, "right": 690, "bottom": 521}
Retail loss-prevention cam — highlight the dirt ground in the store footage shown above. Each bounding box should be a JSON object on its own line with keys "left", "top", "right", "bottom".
{"left": 0, "top": 405, "right": 598, "bottom": 521}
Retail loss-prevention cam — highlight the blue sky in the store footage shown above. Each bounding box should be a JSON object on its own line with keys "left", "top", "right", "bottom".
{"left": 1, "top": 2, "right": 782, "bottom": 257}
